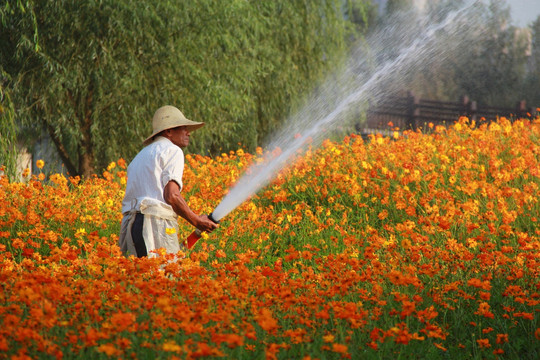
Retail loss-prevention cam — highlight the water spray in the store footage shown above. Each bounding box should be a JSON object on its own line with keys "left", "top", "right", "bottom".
{"left": 184, "top": 0, "right": 486, "bottom": 249}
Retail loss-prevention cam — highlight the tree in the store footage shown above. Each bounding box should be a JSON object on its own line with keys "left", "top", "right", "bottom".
{"left": 523, "top": 16, "right": 540, "bottom": 106}
{"left": 0, "top": 0, "right": 39, "bottom": 180}
{"left": 0, "top": 77, "right": 18, "bottom": 180}
{"left": 362, "top": 0, "right": 465, "bottom": 101}
{"left": 450, "top": 1, "right": 529, "bottom": 107}
{"left": 366, "top": 0, "right": 531, "bottom": 107}
{"left": 2, "top": 1, "right": 182, "bottom": 177}
{"left": 2, "top": 0, "right": 370, "bottom": 178}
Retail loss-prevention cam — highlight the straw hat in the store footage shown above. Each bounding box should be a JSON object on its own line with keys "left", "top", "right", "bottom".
{"left": 143, "top": 105, "right": 204, "bottom": 145}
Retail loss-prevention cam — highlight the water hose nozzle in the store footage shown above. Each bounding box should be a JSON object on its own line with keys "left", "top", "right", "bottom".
{"left": 185, "top": 212, "right": 220, "bottom": 249}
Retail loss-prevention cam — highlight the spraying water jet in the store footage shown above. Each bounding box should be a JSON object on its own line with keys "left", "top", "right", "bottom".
{"left": 185, "top": 0, "right": 487, "bottom": 248}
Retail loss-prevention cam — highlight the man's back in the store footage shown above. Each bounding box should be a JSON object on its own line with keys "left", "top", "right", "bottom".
{"left": 121, "top": 137, "right": 184, "bottom": 214}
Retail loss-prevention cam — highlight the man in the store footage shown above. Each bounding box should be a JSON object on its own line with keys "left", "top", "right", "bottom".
{"left": 119, "top": 105, "right": 218, "bottom": 258}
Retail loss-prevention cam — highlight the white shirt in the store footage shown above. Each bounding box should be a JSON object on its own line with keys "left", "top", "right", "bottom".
{"left": 121, "top": 136, "right": 184, "bottom": 214}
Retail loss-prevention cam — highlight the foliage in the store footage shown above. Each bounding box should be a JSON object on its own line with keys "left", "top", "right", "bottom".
{"left": 0, "top": 0, "right": 38, "bottom": 181}
{"left": 2, "top": 0, "right": 191, "bottom": 177}
{"left": 451, "top": 1, "right": 530, "bottom": 107}
{"left": 384, "top": 0, "right": 415, "bottom": 14}
{"left": 371, "top": 0, "right": 534, "bottom": 107}
{"left": 0, "top": 76, "right": 18, "bottom": 181}
{"left": 1, "top": 0, "right": 370, "bottom": 178}
{"left": 1, "top": 116, "right": 539, "bottom": 359}
{"left": 523, "top": 15, "right": 540, "bottom": 106}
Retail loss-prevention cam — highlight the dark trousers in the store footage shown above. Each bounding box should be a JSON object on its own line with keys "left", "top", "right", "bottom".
{"left": 131, "top": 213, "right": 148, "bottom": 257}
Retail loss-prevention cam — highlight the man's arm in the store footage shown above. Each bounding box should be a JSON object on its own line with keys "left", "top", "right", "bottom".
{"left": 163, "top": 180, "right": 218, "bottom": 233}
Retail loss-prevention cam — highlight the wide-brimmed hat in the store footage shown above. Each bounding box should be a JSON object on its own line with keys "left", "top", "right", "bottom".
{"left": 143, "top": 105, "right": 204, "bottom": 145}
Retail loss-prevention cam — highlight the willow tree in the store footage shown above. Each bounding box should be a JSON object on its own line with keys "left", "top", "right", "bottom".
{"left": 129, "top": 0, "right": 371, "bottom": 155}
{"left": 2, "top": 0, "right": 181, "bottom": 177}
{"left": 3, "top": 0, "right": 370, "bottom": 177}
{"left": 0, "top": 80, "right": 18, "bottom": 180}
{"left": 450, "top": 1, "right": 530, "bottom": 107}
{"left": 523, "top": 16, "right": 540, "bottom": 106}
{"left": 1, "top": 0, "right": 38, "bottom": 180}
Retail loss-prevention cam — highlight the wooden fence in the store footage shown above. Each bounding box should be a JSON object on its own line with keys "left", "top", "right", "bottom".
{"left": 361, "top": 91, "right": 536, "bottom": 135}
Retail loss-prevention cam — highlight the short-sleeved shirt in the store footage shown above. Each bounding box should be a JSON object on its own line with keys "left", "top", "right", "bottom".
{"left": 121, "top": 136, "right": 184, "bottom": 214}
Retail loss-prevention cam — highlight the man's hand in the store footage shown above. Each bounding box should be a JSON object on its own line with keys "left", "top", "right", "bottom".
{"left": 164, "top": 181, "right": 219, "bottom": 233}
{"left": 195, "top": 214, "right": 218, "bottom": 233}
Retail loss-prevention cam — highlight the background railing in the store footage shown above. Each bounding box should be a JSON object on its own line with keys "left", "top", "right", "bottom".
{"left": 361, "top": 91, "right": 536, "bottom": 134}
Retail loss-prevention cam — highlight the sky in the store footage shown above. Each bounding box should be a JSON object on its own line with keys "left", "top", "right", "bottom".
{"left": 510, "top": 0, "right": 540, "bottom": 27}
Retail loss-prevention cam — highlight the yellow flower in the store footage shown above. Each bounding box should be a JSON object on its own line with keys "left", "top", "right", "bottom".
{"left": 162, "top": 340, "right": 181, "bottom": 352}
{"left": 323, "top": 334, "right": 335, "bottom": 343}
{"left": 97, "top": 344, "right": 119, "bottom": 356}
{"left": 36, "top": 159, "right": 45, "bottom": 169}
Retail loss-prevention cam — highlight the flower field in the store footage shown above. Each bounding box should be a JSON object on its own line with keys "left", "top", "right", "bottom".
{"left": 1, "top": 117, "right": 539, "bottom": 359}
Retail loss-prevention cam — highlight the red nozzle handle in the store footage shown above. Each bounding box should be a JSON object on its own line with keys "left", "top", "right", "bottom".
{"left": 186, "top": 229, "right": 202, "bottom": 249}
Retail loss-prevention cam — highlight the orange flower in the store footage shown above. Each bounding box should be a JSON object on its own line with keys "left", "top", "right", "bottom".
{"left": 117, "top": 158, "right": 127, "bottom": 169}
{"left": 109, "top": 312, "right": 136, "bottom": 332}
{"left": 482, "top": 327, "right": 494, "bottom": 334}
{"left": 467, "top": 278, "right": 491, "bottom": 291}
{"left": 256, "top": 308, "right": 279, "bottom": 333}
{"left": 496, "top": 333, "right": 508, "bottom": 344}
{"left": 513, "top": 312, "right": 534, "bottom": 320}
{"left": 97, "top": 343, "right": 120, "bottom": 356}
{"left": 433, "top": 342, "right": 447, "bottom": 351}
{"left": 331, "top": 343, "right": 348, "bottom": 354}
{"left": 387, "top": 270, "right": 405, "bottom": 285}
{"left": 367, "top": 341, "right": 378, "bottom": 350}
{"left": 400, "top": 300, "right": 416, "bottom": 318}
{"left": 477, "top": 338, "right": 491, "bottom": 348}
{"left": 370, "top": 328, "right": 382, "bottom": 342}
{"left": 475, "top": 302, "right": 494, "bottom": 319}
{"left": 215, "top": 249, "right": 226, "bottom": 258}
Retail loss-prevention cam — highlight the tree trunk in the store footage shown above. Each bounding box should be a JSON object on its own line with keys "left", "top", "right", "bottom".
{"left": 79, "top": 115, "right": 95, "bottom": 178}
{"left": 78, "top": 91, "right": 95, "bottom": 178}
{"left": 45, "top": 121, "right": 78, "bottom": 177}
{"left": 78, "top": 151, "right": 95, "bottom": 179}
